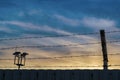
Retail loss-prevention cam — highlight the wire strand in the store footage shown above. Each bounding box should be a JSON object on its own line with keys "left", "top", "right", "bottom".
{"left": 0, "top": 40, "right": 119, "bottom": 50}
{"left": 0, "top": 42, "right": 101, "bottom": 50}
{"left": 0, "top": 30, "right": 119, "bottom": 41}
{"left": 0, "top": 53, "right": 120, "bottom": 60}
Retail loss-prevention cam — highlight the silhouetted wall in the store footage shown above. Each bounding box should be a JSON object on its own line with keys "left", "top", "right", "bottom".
{"left": 0, "top": 70, "right": 120, "bottom": 80}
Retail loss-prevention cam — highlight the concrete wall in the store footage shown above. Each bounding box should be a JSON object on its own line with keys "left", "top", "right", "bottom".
{"left": 0, "top": 70, "right": 120, "bottom": 80}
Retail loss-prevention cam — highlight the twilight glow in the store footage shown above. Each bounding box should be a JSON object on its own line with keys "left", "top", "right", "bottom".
{"left": 0, "top": 0, "right": 120, "bottom": 69}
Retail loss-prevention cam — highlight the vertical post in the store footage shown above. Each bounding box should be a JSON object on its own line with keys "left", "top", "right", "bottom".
{"left": 18, "top": 56, "right": 21, "bottom": 70}
{"left": 17, "top": 55, "right": 20, "bottom": 70}
{"left": 18, "top": 64, "right": 21, "bottom": 70}
{"left": 100, "top": 30, "right": 108, "bottom": 70}
{"left": 24, "top": 57, "right": 26, "bottom": 65}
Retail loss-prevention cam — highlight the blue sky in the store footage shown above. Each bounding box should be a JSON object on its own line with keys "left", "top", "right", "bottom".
{"left": 0, "top": 0, "right": 120, "bottom": 69}
{"left": 0, "top": 0, "right": 120, "bottom": 37}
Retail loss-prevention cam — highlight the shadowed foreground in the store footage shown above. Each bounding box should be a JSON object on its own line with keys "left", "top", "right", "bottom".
{"left": 0, "top": 70, "right": 120, "bottom": 80}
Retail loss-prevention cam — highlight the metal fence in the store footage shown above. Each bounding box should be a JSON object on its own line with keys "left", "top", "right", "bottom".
{"left": 0, "top": 70, "right": 120, "bottom": 80}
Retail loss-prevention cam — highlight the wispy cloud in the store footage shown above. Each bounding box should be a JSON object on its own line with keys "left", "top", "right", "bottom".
{"left": 0, "top": 26, "right": 12, "bottom": 33}
{"left": 82, "top": 17, "right": 118, "bottom": 30}
{"left": 54, "top": 14, "right": 81, "bottom": 26}
{"left": 54, "top": 14, "right": 119, "bottom": 31}
{"left": 18, "top": 9, "right": 42, "bottom": 17}
{"left": 0, "top": 0, "right": 120, "bottom": 69}
{"left": 0, "top": 21, "right": 70, "bottom": 35}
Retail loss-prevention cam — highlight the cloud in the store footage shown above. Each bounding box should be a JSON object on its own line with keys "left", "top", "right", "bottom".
{"left": 54, "top": 14, "right": 81, "bottom": 26}
{"left": 0, "top": 21, "right": 70, "bottom": 35}
{"left": 0, "top": 21, "right": 38, "bottom": 29}
{"left": 82, "top": 17, "right": 118, "bottom": 30}
{"left": 0, "top": 20, "right": 100, "bottom": 55}
{"left": 18, "top": 9, "right": 42, "bottom": 17}
{"left": 0, "top": 33, "right": 102, "bottom": 69}
{"left": 0, "top": 18, "right": 119, "bottom": 69}
{"left": 0, "top": 26, "right": 12, "bottom": 33}
{"left": 54, "top": 14, "right": 118, "bottom": 31}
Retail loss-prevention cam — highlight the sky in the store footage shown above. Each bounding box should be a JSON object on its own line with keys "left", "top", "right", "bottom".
{"left": 0, "top": 0, "right": 120, "bottom": 69}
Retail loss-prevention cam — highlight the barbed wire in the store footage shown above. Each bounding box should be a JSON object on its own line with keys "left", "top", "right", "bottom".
{"left": 0, "top": 53, "right": 120, "bottom": 61}
{"left": 25, "top": 65, "right": 103, "bottom": 68}
{"left": 0, "top": 65, "right": 102, "bottom": 68}
{"left": 0, "top": 40, "right": 119, "bottom": 50}
{"left": 108, "top": 40, "right": 120, "bottom": 43}
{"left": 0, "top": 30, "right": 119, "bottom": 41}
{"left": 109, "top": 65, "right": 120, "bottom": 67}
{"left": 0, "top": 42, "right": 101, "bottom": 50}
{"left": 0, "top": 65, "right": 120, "bottom": 68}
{"left": 24, "top": 65, "right": 120, "bottom": 68}
{"left": 27, "top": 53, "right": 120, "bottom": 60}
{"left": 105, "top": 30, "right": 120, "bottom": 33}
{"left": 0, "top": 32, "right": 99, "bottom": 41}
{"left": 0, "top": 30, "right": 119, "bottom": 69}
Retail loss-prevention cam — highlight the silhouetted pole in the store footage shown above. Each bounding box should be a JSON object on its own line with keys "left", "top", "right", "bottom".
{"left": 18, "top": 64, "right": 21, "bottom": 70}
{"left": 100, "top": 30, "right": 108, "bottom": 70}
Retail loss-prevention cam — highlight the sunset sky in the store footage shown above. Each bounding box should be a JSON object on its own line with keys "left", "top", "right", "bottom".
{"left": 0, "top": 0, "right": 120, "bottom": 69}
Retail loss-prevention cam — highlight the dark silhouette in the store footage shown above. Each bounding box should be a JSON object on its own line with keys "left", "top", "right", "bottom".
{"left": 13, "top": 52, "right": 28, "bottom": 70}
